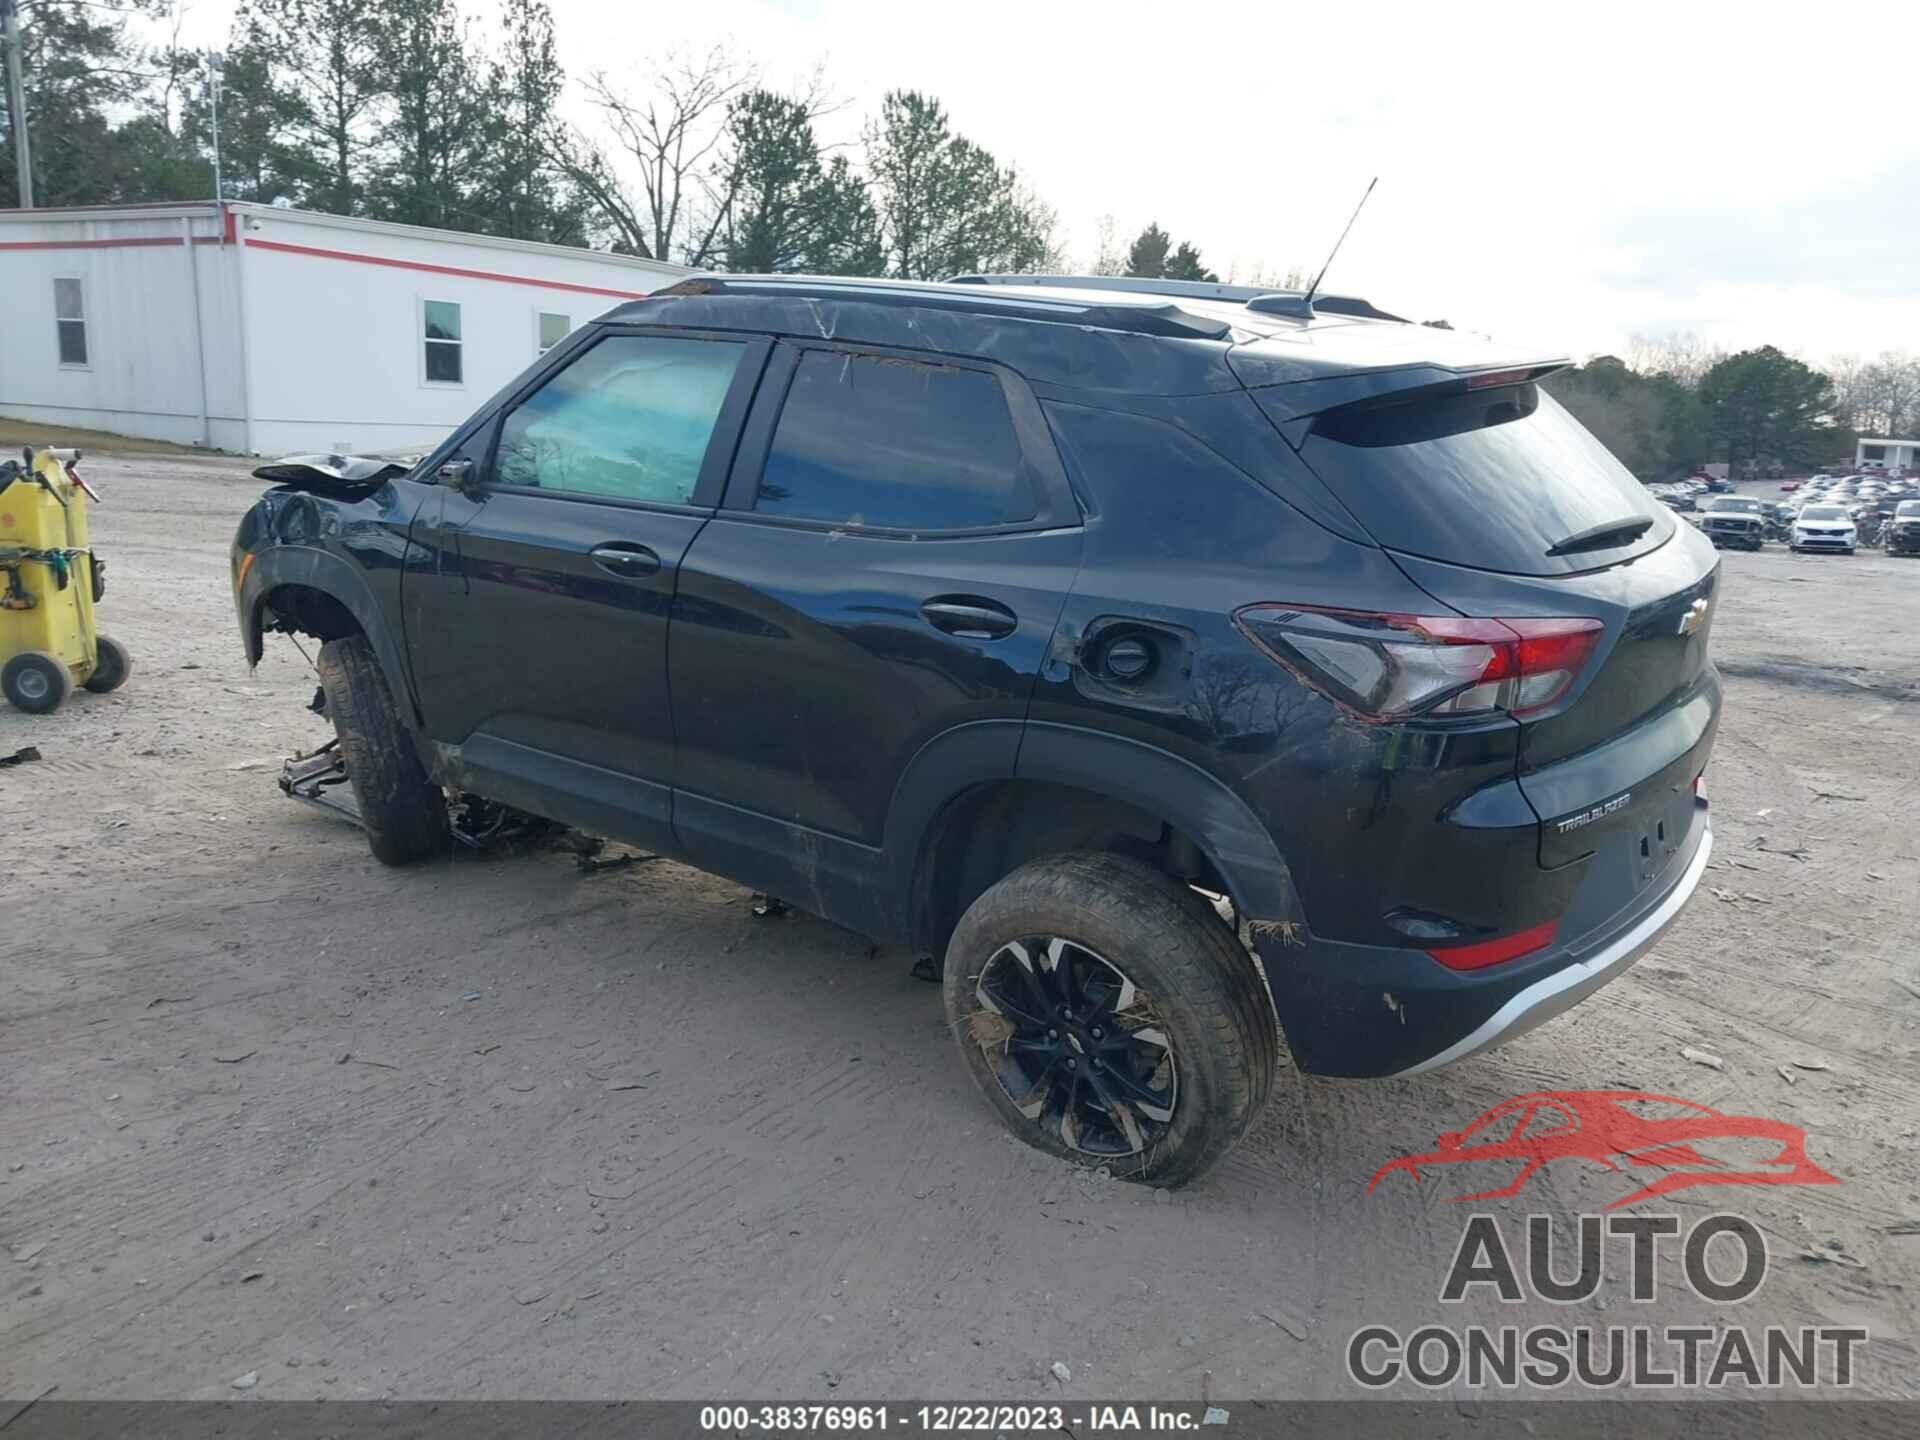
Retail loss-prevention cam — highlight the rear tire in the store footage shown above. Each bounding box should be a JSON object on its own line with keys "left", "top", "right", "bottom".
{"left": 316, "top": 635, "right": 448, "bottom": 865}
{"left": 83, "top": 635, "right": 132, "bottom": 693}
{"left": 943, "top": 852, "right": 1278, "bottom": 1188}
{"left": 2, "top": 651, "right": 71, "bottom": 714}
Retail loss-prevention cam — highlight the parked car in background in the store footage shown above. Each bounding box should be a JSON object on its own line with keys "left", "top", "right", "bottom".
{"left": 228, "top": 272, "right": 1722, "bottom": 1185}
{"left": 1791, "top": 504, "right": 1857, "bottom": 554}
{"left": 1650, "top": 483, "right": 1698, "bottom": 513}
{"left": 1886, "top": 501, "right": 1920, "bottom": 556}
{"left": 1698, "top": 495, "right": 1767, "bottom": 550}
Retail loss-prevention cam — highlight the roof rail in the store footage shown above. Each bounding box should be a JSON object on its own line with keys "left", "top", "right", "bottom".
{"left": 950, "top": 273, "right": 1273, "bottom": 302}
{"left": 949, "top": 272, "right": 1407, "bottom": 324}
{"left": 652, "top": 274, "right": 1235, "bottom": 341}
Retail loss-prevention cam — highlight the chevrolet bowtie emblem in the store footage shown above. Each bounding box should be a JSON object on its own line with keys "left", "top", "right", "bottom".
{"left": 1677, "top": 598, "right": 1711, "bottom": 636}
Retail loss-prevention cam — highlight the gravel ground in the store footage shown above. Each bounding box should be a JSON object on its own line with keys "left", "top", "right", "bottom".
{"left": 2, "top": 458, "right": 1916, "bottom": 1405}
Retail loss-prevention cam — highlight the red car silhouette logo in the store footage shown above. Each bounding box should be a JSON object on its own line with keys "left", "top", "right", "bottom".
{"left": 1368, "top": 1090, "right": 1839, "bottom": 1209}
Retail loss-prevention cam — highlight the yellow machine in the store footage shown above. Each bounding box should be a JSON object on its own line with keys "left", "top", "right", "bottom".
{"left": 0, "top": 447, "right": 131, "bottom": 713}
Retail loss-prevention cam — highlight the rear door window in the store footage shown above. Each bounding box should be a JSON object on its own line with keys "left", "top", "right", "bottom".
{"left": 1298, "top": 386, "right": 1674, "bottom": 576}
{"left": 753, "top": 349, "right": 1037, "bottom": 530}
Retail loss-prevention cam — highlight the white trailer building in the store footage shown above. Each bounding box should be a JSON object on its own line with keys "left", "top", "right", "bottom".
{"left": 0, "top": 201, "right": 688, "bottom": 455}
{"left": 1856, "top": 437, "right": 1919, "bottom": 472}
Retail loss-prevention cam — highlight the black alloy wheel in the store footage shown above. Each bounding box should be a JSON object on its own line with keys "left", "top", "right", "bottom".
{"left": 968, "top": 935, "right": 1177, "bottom": 1158}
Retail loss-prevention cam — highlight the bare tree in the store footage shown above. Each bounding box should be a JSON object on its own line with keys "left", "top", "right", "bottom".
{"left": 1825, "top": 353, "right": 1868, "bottom": 433}
{"left": 1226, "top": 259, "right": 1310, "bottom": 291}
{"left": 1088, "top": 214, "right": 1124, "bottom": 276}
{"left": 566, "top": 46, "right": 753, "bottom": 265}
{"left": 1854, "top": 352, "right": 1920, "bottom": 438}
{"left": 1624, "top": 332, "right": 1725, "bottom": 389}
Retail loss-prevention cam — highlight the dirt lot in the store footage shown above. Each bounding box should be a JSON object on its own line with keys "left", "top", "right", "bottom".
{"left": 3, "top": 457, "right": 1917, "bottom": 1405}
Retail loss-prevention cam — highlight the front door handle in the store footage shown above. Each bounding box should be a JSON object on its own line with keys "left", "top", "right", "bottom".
{"left": 920, "top": 596, "right": 1018, "bottom": 640}
{"left": 591, "top": 544, "right": 661, "bottom": 579}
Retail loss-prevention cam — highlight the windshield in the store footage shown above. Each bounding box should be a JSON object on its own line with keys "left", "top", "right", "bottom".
{"left": 1801, "top": 506, "right": 1848, "bottom": 520}
{"left": 1708, "top": 497, "right": 1762, "bottom": 512}
{"left": 1897, "top": 502, "right": 1920, "bottom": 517}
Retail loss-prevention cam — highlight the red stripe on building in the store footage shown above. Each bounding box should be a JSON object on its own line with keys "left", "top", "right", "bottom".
{"left": 242, "top": 237, "right": 655, "bottom": 300}
{"left": 0, "top": 236, "right": 186, "bottom": 250}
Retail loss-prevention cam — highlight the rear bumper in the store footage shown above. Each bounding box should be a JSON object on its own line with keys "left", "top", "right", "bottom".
{"left": 1394, "top": 819, "right": 1710, "bottom": 1074}
{"left": 1257, "top": 795, "right": 1711, "bottom": 1078}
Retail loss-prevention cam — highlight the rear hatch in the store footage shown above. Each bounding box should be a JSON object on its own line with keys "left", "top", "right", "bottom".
{"left": 1251, "top": 374, "right": 1718, "bottom": 880}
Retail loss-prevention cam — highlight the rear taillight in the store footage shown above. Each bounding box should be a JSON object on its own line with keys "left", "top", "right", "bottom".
{"left": 1233, "top": 604, "right": 1604, "bottom": 722}
{"left": 1425, "top": 919, "right": 1559, "bottom": 970}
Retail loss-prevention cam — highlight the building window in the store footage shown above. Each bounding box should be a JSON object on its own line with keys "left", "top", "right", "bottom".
{"left": 55, "top": 278, "right": 88, "bottom": 367}
{"left": 423, "top": 299, "right": 463, "bottom": 384}
{"left": 537, "top": 311, "right": 571, "bottom": 355}
{"left": 1862, "top": 445, "right": 1885, "bottom": 461}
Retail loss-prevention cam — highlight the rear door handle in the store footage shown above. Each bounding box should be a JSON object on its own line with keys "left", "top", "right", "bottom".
{"left": 590, "top": 544, "right": 661, "bottom": 579}
{"left": 920, "top": 596, "right": 1018, "bottom": 640}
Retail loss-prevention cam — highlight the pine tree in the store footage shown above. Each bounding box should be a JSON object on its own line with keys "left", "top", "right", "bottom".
{"left": 713, "top": 89, "right": 883, "bottom": 275}
{"left": 1124, "top": 223, "right": 1171, "bottom": 279}
{"left": 1162, "top": 240, "right": 1218, "bottom": 283}
{"left": 473, "top": 0, "right": 591, "bottom": 244}
{"left": 240, "top": 0, "right": 387, "bottom": 214}
{"left": 1, "top": 0, "right": 165, "bottom": 207}
{"left": 864, "top": 91, "right": 1053, "bottom": 280}
{"left": 366, "top": 0, "right": 490, "bottom": 229}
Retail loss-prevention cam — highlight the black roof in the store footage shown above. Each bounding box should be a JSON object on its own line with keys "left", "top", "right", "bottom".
{"left": 599, "top": 274, "right": 1567, "bottom": 403}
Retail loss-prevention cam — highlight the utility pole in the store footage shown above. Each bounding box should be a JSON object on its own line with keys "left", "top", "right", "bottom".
{"left": 2, "top": 0, "right": 32, "bottom": 208}
{"left": 206, "top": 49, "right": 222, "bottom": 201}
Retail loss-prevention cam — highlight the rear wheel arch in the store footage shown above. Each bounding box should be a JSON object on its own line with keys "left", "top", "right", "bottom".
{"left": 891, "top": 723, "right": 1302, "bottom": 960}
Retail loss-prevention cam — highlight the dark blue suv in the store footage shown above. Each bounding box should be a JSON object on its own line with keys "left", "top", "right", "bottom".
{"left": 232, "top": 274, "right": 1720, "bottom": 1185}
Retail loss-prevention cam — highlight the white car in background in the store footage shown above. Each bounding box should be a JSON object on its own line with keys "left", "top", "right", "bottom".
{"left": 1791, "top": 503, "right": 1857, "bottom": 555}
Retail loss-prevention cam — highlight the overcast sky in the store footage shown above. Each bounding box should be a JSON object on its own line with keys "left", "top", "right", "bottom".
{"left": 172, "top": 0, "right": 1920, "bottom": 363}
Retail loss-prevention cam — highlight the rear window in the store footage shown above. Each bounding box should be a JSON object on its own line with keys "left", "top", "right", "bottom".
{"left": 1297, "top": 386, "right": 1673, "bottom": 576}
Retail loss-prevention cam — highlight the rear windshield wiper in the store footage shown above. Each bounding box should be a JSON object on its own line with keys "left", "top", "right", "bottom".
{"left": 1546, "top": 515, "right": 1655, "bottom": 557}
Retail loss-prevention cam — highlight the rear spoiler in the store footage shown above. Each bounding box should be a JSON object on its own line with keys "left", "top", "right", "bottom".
{"left": 1230, "top": 340, "right": 1571, "bottom": 425}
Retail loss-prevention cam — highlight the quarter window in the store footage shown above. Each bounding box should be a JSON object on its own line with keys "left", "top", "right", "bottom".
{"left": 494, "top": 334, "right": 746, "bottom": 505}
{"left": 755, "top": 350, "right": 1035, "bottom": 530}
{"left": 54, "top": 278, "right": 88, "bottom": 366}
{"left": 423, "top": 299, "right": 463, "bottom": 383}
{"left": 537, "top": 311, "right": 571, "bottom": 354}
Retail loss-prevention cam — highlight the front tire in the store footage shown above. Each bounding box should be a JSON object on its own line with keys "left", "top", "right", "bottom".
{"left": 2, "top": 651, "right": 72, "bottom": 714}
{"left": 315, "top": 635, "right": 448, "bottom": 865}
{"left": 943, "top": 852, "right": 1278, "bottom": 1187}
